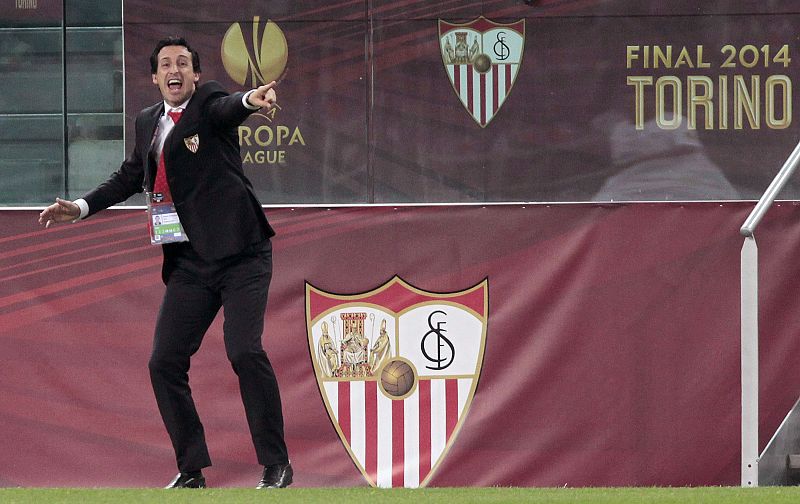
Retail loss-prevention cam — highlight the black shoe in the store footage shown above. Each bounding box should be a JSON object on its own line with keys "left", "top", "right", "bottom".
{"left": 165, "top": 471, "right": 206, "bottom": 488}
{"left": 256, "top": 462, "right": 293, "bottom": 488}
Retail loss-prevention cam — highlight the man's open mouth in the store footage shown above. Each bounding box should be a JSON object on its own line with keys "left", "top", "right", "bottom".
{"left": 168, "top": 78, "right": 182, "bottom": 90}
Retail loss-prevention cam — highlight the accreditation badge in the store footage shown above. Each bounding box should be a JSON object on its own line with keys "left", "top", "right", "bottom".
{"left": 146, "top": 191, "right": 188, "bottom": 245}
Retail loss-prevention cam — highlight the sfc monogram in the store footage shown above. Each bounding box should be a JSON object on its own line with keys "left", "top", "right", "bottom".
{"left": 439, "top": 16, "right": 525, "bottom": 127}
{"left": 306, "top": 276, "right": 488, "bottom": 488}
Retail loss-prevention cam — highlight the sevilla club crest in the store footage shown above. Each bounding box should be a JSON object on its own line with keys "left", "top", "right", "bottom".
{"left": 439, "top": 16, "right": 525, "bottom": 127}
{"left": 183, "top": 134, "right": 199, "bottom": 153}
{"left": 306, "top": 276, "right": 488, "bottom": 488}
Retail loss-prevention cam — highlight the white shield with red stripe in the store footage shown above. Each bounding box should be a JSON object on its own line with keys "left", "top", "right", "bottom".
{"left": 439, "top": 16, "right": 525, "bottom": 128}
{"left": 306, "top": 276, "right": 488, "bottom": 488}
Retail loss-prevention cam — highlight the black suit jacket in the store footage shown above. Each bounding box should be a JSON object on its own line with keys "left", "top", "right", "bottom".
{"left": 83, "top": 81, "right": 274, "bottom": 270}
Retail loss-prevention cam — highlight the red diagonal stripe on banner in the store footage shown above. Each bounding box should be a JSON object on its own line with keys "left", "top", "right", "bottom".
{"left": 491, "top": 0, "right": 597, "bottom": 17}
{"left": 273, "top": 208, "right": 381, "bottom": 242}
{"left": 339, "top": 381, "right": 351, "bottom": 444}
{"left": 0, "top": 248, "right": 155, "bottom": 297}
{"left": 288, "top": 0, "right": 363, "bottom": 20}
{"left": 365, "top": 380, "right": 378, "bottom": 485}
{"left": 376, "top": 0, "right": 482, "bottom": 20}
{"left": 309, "top": 279, "right": 486, "bottom": 321}
{"left": 0, "top": 221, "right": 144, "bottom": 265}
{"left": 0, "top": 211, "right": 136, "bottom": 247}
{"left": 446, "top": 379, "right": 459, "bottom": 438}
{"left": 274, "top": 208, "right": 397, "bottom": 252}
{"left": 0, "top": 236, "right": 144, "bottom": 277}
{"left": 419, "top": 379, "right": 432, "bottom": 484}
{"left": 268, "top": 207, "right": 364, "bottom": 233}
{"left": 0, "top": 240, "right": 150, "bottom": 285}
{"left": 0, "top": 260, "right": 160, "bottom": 333}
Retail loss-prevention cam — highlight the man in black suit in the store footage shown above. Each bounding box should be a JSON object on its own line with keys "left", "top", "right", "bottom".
{"left": 39, "top": 36, "right": 292, "bottom": 489}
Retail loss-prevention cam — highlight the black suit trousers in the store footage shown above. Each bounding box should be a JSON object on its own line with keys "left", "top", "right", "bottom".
{"left": 148, "top": 239, "right": 288, "bottom": 472}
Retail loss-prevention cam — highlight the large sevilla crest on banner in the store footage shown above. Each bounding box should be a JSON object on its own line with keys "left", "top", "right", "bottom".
{"left": 305, "top": 276, "right": 488, "bottom": 488}
{"left": 439, "top": 16, "right": 525, "bottom": 127}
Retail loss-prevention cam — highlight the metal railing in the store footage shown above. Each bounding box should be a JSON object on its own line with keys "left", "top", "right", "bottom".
{"left": 740, "top": 138, "right": 800, "bottom": 487}
{"left": 741, "top": 140, "right": 800, "bottom": 237}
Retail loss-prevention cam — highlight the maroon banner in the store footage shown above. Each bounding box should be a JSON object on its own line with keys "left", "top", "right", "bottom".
{"left": 122, "top": 2, "right": 369, "bottom": 204}
{"left": 3, "top": 203, "right": 800, "bottom": 487}
{"left": 122, "top": 2, "right": 800, "bottom": 203}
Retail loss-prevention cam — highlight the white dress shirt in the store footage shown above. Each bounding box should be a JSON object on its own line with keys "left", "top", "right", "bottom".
{"left": 74, "top": 89, "right": 259, "bottom": 220}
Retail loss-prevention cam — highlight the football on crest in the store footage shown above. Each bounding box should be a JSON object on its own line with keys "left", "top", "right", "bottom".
{"left": 380, "top": 359, "right": 416, "bottom": 398}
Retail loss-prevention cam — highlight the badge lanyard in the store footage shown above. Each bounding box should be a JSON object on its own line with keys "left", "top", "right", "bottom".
{"left": 146, "top": 120, "right": 188, "bottom": 245}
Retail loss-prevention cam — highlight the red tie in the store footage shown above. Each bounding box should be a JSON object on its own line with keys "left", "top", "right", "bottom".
{"left": 167, "top": 109, "right": 183, "bottom": 124}
{"left": 153, "top": 109, "right": 183, "bottom": 202}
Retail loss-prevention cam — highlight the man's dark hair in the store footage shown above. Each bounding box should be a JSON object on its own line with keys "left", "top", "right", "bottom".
{"left": 149, "top": 36, "right": 201, "bottom": 73}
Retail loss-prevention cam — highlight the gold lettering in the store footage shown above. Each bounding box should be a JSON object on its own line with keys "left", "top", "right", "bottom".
{"left": 687, "top": 76, "right": 713, "bottom": 129}
{"left": 255, "top": 125, "right": 274, "bottom": 146}
{"left": 653, "top": 46, "right": 671, "bottom": 69}
{"left": 626, "top": 46, "right": 640, "bottom": 69}
{"left": 765, "top": 75, "right": 791, "bottom": 129}
{"left": 734, "top": 75, "right": 760, "bottom": 129}
{"left": 627, "top": 72, "right": 791, "bottom": 131}
{"left": 265, "top": 105, "right": 280, "bottom": 121}
{"left": 276, "top": 126, "right": 290, "bottom": 145}
{"left": 630, "top": 45, "right": 713, "bottom": 69}
{"left": 674, "top": 47, "right": 693, "bottom": 68}
{"left": 289, "top": 127, "right": 306, "bottom": 146}
{"left": 243, "top": 150, "right": 287, "bottom": 164}
{"left": 239, "top": 126, "right": 253, "bottom": 146}
{"left": 656, "top": 76, "right": 682, "bottom": 129}
{"left": 627, "top": 76, "right": 652, "bottom": 130}
{"left": 696, "top": 45, "right": 710, "bottom": 68}
{"left": 242, "top": 125, "right": 306, "bottom": 147}
{"left": 718, "top": 76, "right": 728, "bottom": 130}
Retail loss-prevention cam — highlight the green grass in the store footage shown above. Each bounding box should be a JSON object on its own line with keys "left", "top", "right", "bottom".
{"left": 2, "top": 487, "right": 800, "bottom": 504}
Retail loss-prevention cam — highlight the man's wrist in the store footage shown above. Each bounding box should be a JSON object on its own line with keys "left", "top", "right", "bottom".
{"left": 243, "top": 90, "right": 260, "bottom": 110}
{"left": 74, "top": 198, "right": 89, "bottom": 221}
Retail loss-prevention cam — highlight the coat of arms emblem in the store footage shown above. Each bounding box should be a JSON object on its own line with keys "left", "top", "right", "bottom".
{"left": 305, "top": 276, "right": 488, "bottom": 487}
{"left": 183, "top": 134, "right": 199, "bottom": 153}
{"left": 439, "top": 16, "right": 525, "bottom": 127}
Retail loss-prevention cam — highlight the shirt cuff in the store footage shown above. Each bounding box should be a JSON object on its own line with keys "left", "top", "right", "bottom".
{"left": 242, "top": 90, "right": 260, "bottom": 110}
{"left": 74, "top": 198, "right": 89, "bottom": 221}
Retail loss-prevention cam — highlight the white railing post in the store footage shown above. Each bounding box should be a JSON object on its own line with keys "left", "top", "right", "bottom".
{"left": 741, "top": 236, "right": 759, "bottom": 486}
{"left": 739, "top": 138, "right": 800, "bottom": 487}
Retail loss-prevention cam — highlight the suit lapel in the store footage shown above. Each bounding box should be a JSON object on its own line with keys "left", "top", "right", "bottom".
{"left": 165, "top": 92, "right": 200, "bottom": 157}
{"left": 143, "top": 103, "right": 163, "bottom": 152}
{"left": 149, "top": 88, "right": 205, "bottom": 190}
{"left": 143, "top": 103, "right": 164, "bottom": 191}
